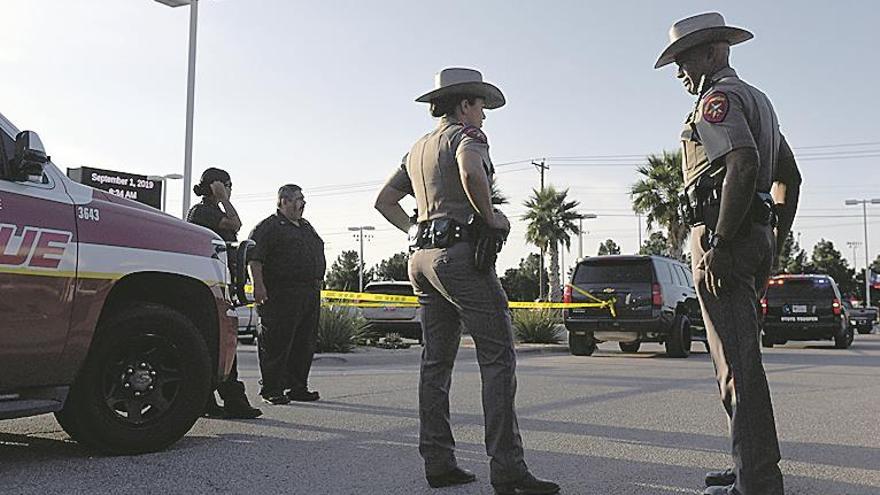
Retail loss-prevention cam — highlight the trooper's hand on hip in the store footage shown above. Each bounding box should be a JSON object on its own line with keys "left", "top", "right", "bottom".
{"left": 490, "top": 210, "right": 510, "bottom": 234}
{"left": 253, "top": 282, "right": 268, "bottom": 305}
{"left": 699, "top": 247, "right": 733, "bottom": 297}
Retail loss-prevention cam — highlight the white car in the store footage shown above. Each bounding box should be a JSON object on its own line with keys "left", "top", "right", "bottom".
{"left": 361, "top": 281, "right": 422, "bottom": 342}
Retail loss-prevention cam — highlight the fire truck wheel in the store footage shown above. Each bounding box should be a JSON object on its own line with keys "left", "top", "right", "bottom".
{"left": 60, "top": 303, "right": 211, "bottom": 454}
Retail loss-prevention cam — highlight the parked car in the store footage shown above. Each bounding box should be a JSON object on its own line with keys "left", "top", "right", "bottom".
{"left": 0, "top": 113, "right": 242, "bottom": 454}
{"left": 361, "top": 281, "right": 422, "bottom": 342}
{"left": 842, "top": 300, "right": 878, "bottom": 335}
{"left": 236, "top": 304, "right": 259, "bottom": 344}
{"left": 563, "top": 255, "right": 705, "bottom": 357}
{"left": 760, "top": 274, "right": 854, "bottom": 349}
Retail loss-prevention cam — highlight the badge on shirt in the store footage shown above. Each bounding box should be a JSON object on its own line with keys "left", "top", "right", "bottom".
{"left": 462, "top": 125, "right": 488, "bottom": 144}
{"left": 702, "top": 92, "right": 729, "bottom": 124}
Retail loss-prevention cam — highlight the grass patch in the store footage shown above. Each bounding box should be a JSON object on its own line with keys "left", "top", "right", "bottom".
{"left": 511, "top": 309, "right": 563, "bottom": 344}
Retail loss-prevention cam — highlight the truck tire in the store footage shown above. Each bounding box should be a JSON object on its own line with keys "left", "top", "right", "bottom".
{"left": 569, "top": 332, "right": 596, "bottom": 356}
{"left": 856, "top": 326, "right": 872, "bottom": 335}
{"left": 665, "top": 315, "right": 691, "bottom": 358}
{"left": 834, "top": 324, "right": 854, "bottom": 349}
{"left": 58, "top": 303, "right": 211, "bottom": 454}
{"left": 618, "top": 341, "right": 641, "bottom": 353}
{"left": 761, "top": 334, "right": 774, "bottom": 348}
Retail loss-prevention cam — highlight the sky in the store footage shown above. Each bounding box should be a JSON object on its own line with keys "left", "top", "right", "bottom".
{"left": 2, "top": 0, "right": 879, "bottom": 278}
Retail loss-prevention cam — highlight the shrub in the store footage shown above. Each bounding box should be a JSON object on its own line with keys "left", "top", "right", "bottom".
{"left": 317, "top": 305, "right": 368, "bottom": 353}
{"left": 511, "top": 309, "right": 563, "bottom": 344}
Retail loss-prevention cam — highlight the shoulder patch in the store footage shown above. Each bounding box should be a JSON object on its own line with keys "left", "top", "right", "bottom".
{"left": 702, "top": 92, "right": 729, "bottom": 124}
{"left": 462, "top": 125, "right": 488, "bottom": 144}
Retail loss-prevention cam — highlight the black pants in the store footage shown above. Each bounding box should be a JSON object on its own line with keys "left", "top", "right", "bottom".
{"left": 257, "top": 286, "right": 321, "bottom": 396}
{"left": 216, "top": 356, "right": 248, "bottom": 402}
{"left": 692, "top": 224, "right": 783, "bottom": 495}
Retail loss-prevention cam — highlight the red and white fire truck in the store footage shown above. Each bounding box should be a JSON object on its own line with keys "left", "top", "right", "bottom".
{"left": 0, "top": 112, "right": 243, "bottom": 454}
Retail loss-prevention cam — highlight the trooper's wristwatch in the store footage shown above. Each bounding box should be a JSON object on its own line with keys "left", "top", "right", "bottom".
{"left": 708, "top": 232, "right": 730, "bottom": 250}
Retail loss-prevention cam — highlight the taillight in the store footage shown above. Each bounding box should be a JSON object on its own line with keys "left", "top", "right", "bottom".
{"left": 563, "top": 285, "right": 572, "bottom": 304}
{"left": 652, "top": 283, "right": 663, "bottom": 307}
{"left": 760, "top": 298, "right": 768, "bottom": 316}
{"left": 832, "top": 298, "right": 841, "bottom": 316}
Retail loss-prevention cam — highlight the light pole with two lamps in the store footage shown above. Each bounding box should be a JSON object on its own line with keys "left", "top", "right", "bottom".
{"left": 844, "top": 198, "right": 880, "bottom": 306}
{"left": 348, "top": 226, "right": 375, "bottom": 293}
{"left": 147, "top": 173, "right": 184, "bottom": 212}
{"left": 577, "top": 213, "right": 598, "bottom": 259}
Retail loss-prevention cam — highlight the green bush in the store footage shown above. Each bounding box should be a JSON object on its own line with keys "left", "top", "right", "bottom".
{"left": 317, "top": 305, "right": 368, "bottom": 353}
{"left": 511, "top": 309, "right": 563, "bottom": 344}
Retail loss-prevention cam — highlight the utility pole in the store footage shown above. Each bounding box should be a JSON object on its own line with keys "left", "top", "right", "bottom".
{"left": 532, "top": 159, "right": 549, "bottom": 191}
{"left": 347, "top": 226, "right": 375, "bottom": 292}
{"left": 532, "top": 159, "right": 549, "bottom": 299}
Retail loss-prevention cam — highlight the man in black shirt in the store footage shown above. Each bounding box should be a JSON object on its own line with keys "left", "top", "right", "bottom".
{"left": 249, "top": 184, "right": 326, "bottom": 404}
{"left": 187, "top": 167, "right": 262, "bottom": 419}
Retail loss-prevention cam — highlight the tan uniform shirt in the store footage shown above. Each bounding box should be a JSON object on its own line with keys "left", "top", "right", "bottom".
{"left": 681, "top": 67, "right": 780, "bottom": 192}
{"left": 388, "top": 116, "right": 494, "bottom": 225}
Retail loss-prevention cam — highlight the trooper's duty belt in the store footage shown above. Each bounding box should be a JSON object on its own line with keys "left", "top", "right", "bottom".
{"left": 409, "top": 215, "right": 507, "bottom": 273}
{"left": 680, "top": 178, "right": 777, "bottom": 233}
{"left": 410, "top": 218, "right": 474, "bottom": 250}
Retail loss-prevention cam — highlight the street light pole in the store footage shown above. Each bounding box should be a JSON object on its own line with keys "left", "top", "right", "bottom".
{"left": 155, "top": 0, "right": 201, "bottom": 219}
{"left": 577, "top": 213, "right": 597, "bottom": 259}
{"left": 182, "top": 0, "right": 199, "bottom": 219}
{"left": 847, "top": 241, "right": 863, "bottom": 272}
{"left": 845, "top": 198, "right": 880, "bottom": 306}
{"left": 147, "top": 173, "right": 184, "bottom": 212}
{"left": 348, "top": 226, "right": 375, "bottom": 292}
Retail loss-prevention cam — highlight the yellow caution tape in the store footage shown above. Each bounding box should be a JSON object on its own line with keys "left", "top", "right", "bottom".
{"left": 318, "top": 288, "right": 617, "bottom": 316}
{"left": 242, "top": 285, "right": 615, "bottom": 316}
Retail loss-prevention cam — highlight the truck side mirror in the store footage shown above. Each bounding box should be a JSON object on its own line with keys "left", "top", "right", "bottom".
{"left": 10, "top": 131, "right": 50, "bottom": 180}
{"left": 233, "top": 239, "right": 256, "bottom": 306}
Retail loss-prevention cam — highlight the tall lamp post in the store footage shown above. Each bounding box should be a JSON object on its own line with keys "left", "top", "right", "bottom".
{"left": 845, "top": 198, "right": 880, "bottom": 306}
{"left": 147, "top": 173, "right": 184, "bottom": 212}
{"left": 577, "top": 213, "right": 598, "bottom": 259}
{"left": 155, "top": 0, "right": 201, "bottom": 219}
{"left": 348, "top": 226, "right": 375, "bottom": 292}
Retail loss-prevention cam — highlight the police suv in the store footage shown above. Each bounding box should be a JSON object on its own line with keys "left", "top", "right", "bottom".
{"left": 760, "top": 274, "right": 854, "bottom": 349}
{"left": 0, "top": 113, "right": 244, "bottom": 454}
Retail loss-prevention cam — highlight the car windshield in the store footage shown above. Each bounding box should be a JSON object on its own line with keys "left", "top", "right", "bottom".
{"left": 766, "top": 278, "right": 835, "bottom": 300}
{"left": 573, "top": 260, "right": 653, "bottom": 284}
{"left": 365, "top": 284, "right": 414, "bottom": 296}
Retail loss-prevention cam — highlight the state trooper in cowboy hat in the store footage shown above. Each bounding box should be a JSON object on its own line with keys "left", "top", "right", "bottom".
{"left": 655, "top": 12, "right": 801, "bottom": 495}
{"left": 374, "top": 68, "right": 560, "bottom": 495}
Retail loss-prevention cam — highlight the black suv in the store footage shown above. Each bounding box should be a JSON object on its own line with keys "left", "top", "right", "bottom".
{"left": 761, "top": 274, "right": 854, "bottom": 349}
{"left": 564, "top": 255, "right": 705, "bottom": 357}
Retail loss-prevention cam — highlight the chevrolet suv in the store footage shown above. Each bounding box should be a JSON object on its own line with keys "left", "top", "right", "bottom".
{"left": 563, "top": 255, "right": 705, "bottom": 357}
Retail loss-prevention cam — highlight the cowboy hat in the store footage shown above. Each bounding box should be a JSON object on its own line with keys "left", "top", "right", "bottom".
{"left": 415, "top": 68, "right": 506, "bottom": 109}
{"left": 654, "top": 12, "right": 753, "bottom": 69}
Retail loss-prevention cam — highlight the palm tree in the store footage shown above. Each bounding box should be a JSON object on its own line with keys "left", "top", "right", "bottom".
{"left": 522, "top": 186, "right": 581, "bottom": 301}
{"left": 631, "top": 150, "right": 689, "bottom": 259}
{"left": 490, "top": 179, "right": 509, "bottom": 205}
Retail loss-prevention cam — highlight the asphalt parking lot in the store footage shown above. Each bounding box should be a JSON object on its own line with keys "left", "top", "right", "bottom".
{"left": 2, "top": 333, "right": 878, "bottom": 494}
